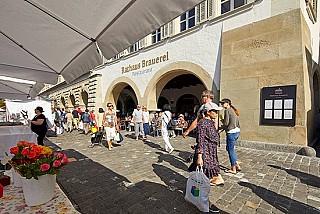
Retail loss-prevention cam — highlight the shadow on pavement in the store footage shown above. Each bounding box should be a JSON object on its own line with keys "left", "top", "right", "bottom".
{"left": 268, "top": 164, "right": 320, "bottom": 188}
{"left": 238, "top": 181, "right": 319, "bottom": 213}
{"left": 143, "top": 140, "right": 162, "bottom": 150}
{"left": 155, "top": 151, "right": 189, "bottom": 172}
{"left": 153, "top": 164, "right": 229, "bottom": 214}
{"left": 48, "top": 144, "right": 203, "bottom": 213}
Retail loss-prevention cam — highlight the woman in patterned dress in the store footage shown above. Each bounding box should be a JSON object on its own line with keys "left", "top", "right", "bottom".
{"left": 194, "top": 102, "right": 224, "bottom": 186}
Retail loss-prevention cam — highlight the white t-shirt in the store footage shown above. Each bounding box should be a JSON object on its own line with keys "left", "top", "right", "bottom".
{"left": 132, "top": 109, "right": 143, "bottom": 122}
{"left": 142, "top": 111, "right": 149, "bottom": 123}
{"left": 161, "top": 111, "right": 172, "bottom": 130}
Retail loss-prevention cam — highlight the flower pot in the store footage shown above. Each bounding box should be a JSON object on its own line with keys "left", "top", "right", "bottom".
{"left": 11, "top": 168, "right": 22, "bottom": 187}
{"left": 21, "top": 174, "right": 56, "bottom": 206}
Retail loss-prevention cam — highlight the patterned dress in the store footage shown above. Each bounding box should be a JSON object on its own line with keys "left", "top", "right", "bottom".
{"left": 191, "top": 118, "right": 220, "bottom": 178}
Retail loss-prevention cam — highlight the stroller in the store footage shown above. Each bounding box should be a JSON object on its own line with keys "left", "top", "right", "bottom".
{"left": 89, "top": 130, "right": 104, "bottom": 148}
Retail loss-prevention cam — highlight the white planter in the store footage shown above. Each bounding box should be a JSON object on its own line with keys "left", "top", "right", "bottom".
{"left": 21, "top": 174, "right": 56, "bottom": 206}
{"left": 11, "top": 168, "right": 22, "bottom": 187}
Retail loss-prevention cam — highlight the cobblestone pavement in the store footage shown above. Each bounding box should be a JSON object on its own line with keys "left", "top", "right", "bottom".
{"left": 46, "top": 130, "right": 320, "bottom": 214}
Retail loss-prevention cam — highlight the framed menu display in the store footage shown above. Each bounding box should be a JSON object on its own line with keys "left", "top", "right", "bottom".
{"left": 260, "top": 85, "right": 296, "bottom": 126}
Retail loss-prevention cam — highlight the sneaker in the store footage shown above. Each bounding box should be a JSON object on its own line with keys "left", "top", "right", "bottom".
{"left": 136, "top": 137, "right": 139, "bottom": 141}
{"left": 209, "top": 205, "right": 220, "bottom": 213}
{"left": 169, "top": 148, "right": 174, "bottom": 154}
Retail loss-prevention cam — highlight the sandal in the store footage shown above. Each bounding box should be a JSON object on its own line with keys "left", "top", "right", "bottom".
{"left": 225, "top": 169, "right": 237, "bottom": 174}
{"left": 210, "top": 181, "right": 225, "bottom": 186}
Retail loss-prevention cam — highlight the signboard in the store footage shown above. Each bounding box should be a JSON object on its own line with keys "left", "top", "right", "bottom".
{"left": 260, "top": 85, "right": 296, "bottom": 126}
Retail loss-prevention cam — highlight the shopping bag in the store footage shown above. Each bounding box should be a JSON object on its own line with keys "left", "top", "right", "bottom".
{"left": 114, "top": 132, "right": 123, "bottom": 143}
{"left": 117, "top": 132, "right": 123, "bottom": 143}
{"left": 184, "top": 166, "right": 210, "bottom": 212}
{"left": 78, "top": 121, "right": 84, "bottom": 130}
{"left": 114, "top": 132, "right": 120, "bottom": 141}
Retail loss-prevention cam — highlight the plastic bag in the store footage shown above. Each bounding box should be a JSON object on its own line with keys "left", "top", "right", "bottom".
{"left": 78, "top": 121, "right": 83, "bottom": 130}
{"left": 185, "top": 166, "right": 210, "bottom": 212}
{"left": 114, "top": 132, "right": 123, "bottom": 143}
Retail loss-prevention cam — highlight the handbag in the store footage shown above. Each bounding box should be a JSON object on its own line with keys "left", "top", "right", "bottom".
{"left": 115, "top": 132, "right": 123, "bottom": 143}
{"left": 185, "top": 166, "right": 210, "bottom": 212}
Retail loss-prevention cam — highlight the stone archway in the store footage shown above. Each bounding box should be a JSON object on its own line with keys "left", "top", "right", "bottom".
{"left": 69, "top": 94, "right": 76, "bottom": 108}
{"left": 104, "top": 77, "right": 141, "bottom": 107}
{"left": 60, "top": 96, "right": 66, "bottom": 108}
{"left": 144, "top": 61, "right": 217, "bottom": 110}
{"left": 80, "top": 90, "right": 89, "bottom": 109}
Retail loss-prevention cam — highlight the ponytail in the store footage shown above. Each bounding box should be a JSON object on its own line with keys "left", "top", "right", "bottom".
{"left": 230, "top": 105, "right": 239, "bottom": 116}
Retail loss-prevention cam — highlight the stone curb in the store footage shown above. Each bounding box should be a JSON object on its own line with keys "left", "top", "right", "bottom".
{"left": 220, "top": 139, "right": 316, "bottom": 157}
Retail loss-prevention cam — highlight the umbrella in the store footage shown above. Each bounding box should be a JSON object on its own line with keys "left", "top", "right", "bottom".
{"left": 0, "top": 0, "right": 203, "bottom": 84}
{"left": 0, "top": 76, "right": 44, "bottom": 100}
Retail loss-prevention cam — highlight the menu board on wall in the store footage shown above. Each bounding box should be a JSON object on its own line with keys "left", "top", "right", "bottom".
{"left": 260, "top": 85, "right": 296, "bottom": 126}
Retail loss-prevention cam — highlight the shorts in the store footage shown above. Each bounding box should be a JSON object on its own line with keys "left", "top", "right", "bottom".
{"left": 105, "top": 126, "right": 116, "bottom": 141}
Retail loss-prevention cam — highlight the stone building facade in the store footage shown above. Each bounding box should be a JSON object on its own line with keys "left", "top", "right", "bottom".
{"left": 40, "top": 0, "right": 320, "bottom": 148}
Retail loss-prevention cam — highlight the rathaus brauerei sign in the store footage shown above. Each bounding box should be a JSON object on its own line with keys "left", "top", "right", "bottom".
{"left": 121, "top": 52, "right": 169, "bottom": 74}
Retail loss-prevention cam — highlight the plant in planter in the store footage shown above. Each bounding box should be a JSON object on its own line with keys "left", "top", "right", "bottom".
{"left": 5, "top": 141, "right": 69, "bottom": 206}
{"left": 8, "top": 141, "right": 68, "bottom": 179}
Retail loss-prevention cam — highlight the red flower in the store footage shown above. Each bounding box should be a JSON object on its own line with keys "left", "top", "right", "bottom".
{"left": 40, "top": 163, "right": 50, "bottom": 172}
{"left": 21, "top": 148, "right": 30, "bottom": 156}
{"left": 61, "top": 156, "right": 69, "bottom": 164}
{"left": 10, "top": 147, "right": 19, "bottom": 154}
{"left": 53, "top": 160, "right": 61, "bottom": 168}
{"left": 54, "top": 152, "right": 64, "bottom": 159}
{"left": 27, "top": 151, "right": 37, "bottom": 159}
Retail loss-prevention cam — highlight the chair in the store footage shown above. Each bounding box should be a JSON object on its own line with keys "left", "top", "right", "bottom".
{"left": 119, "top": 121, "right": 126, "bottom": 130}
{"left": 174, "top": 127, "right": 183, "bottom": 136}
{"left": 152, "top": 124, "right": 162, "bottom": 137}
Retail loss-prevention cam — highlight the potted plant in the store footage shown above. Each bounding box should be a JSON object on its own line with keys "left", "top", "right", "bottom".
{"left": 6, "top": 141, "right": 69, "bottom": 206}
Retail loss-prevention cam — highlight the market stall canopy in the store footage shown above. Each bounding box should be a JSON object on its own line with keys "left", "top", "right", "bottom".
{"left": 0, "top": 76, "right": 44, "bottom": 100}
{"left": 0, "top": 0, "right": 203, "bottom": 84}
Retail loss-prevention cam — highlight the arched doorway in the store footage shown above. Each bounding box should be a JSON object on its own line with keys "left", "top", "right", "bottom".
{"left": 81, "top": 91, "right": 89, "bottom": 108}
{"left": 60, "top": 97, "right": 66, "bottom": 108}
{"left": 158, "top": 74, "right": 205, "bottom": 115}
{"left": 176, "top": 94, "right": 200, "bottom": 115}
{"left": 116, "top": 85, "right": 138, "bottom": 118}
{"left": 69, "top": 94, "right": 76, "bottom": 108}
{"left": 157, "top": 96, "right": 169, "bottom": 109}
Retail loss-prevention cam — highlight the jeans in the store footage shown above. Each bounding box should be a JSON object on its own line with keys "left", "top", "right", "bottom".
{"left": 226, "top": 132, "right": 240, "bottom": 167}
{"left": 143, "top": 123, "right": 150, "bottom": 135}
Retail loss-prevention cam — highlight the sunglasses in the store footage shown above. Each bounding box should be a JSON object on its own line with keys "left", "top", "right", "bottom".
{"left": 107, "top": 105, "right": 113, "bottom": 107}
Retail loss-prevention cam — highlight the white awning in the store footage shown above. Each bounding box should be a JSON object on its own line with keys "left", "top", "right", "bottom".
{"left": 0, "top": 0, "right": 203, "bottom": 84}
{"left": 0, "top": 76, "right": 44, "bottom": 100}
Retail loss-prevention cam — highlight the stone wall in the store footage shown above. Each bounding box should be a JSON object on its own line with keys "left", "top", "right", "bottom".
{"left": 220, "top": 9, "right": 308, "bottom": 146}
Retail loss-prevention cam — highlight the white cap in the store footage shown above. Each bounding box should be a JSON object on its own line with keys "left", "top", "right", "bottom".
{"left": 203, "top": 102, "right": 223, "bottom": 112}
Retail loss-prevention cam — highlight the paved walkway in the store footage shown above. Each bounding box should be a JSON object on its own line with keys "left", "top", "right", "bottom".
{"left": 46, "top": 130, "right": 320, "bottom": 214}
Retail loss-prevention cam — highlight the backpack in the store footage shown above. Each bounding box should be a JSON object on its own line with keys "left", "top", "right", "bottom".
{"left": 164, "top": 112, "right": 176, "bottom": 130}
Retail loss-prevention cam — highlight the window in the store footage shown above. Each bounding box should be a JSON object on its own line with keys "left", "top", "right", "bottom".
{"left": 152, "top": 28, "right": 161, "bottom": 43}
{"left": 129, "top": 42, "right": 139, "bottom": 53}
{"left": 221, "top": 0, "right": 246, "bottom": 14}
{"left": 180, "top": 8, "right": 196, "bottom": 32}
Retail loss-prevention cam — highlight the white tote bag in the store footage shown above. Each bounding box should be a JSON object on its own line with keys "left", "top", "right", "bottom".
{"left": 185, "top": 166, "right": 210, "bottom": 212}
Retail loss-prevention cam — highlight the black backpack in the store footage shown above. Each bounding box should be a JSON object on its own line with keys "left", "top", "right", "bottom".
{"left": 164, "top": 112, "right": 176, "bottom": 130}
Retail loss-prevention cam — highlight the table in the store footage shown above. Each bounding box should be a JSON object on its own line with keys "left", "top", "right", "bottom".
{"left": 0, "top": 126, "right": 37, "bottom": 160}
{"left": 0, "top": 171, "right": 79, "bottom": 214}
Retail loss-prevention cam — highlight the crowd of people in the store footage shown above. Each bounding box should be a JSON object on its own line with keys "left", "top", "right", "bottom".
{"left": 36, "top": 89, "right": 240, "bottom": 213}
